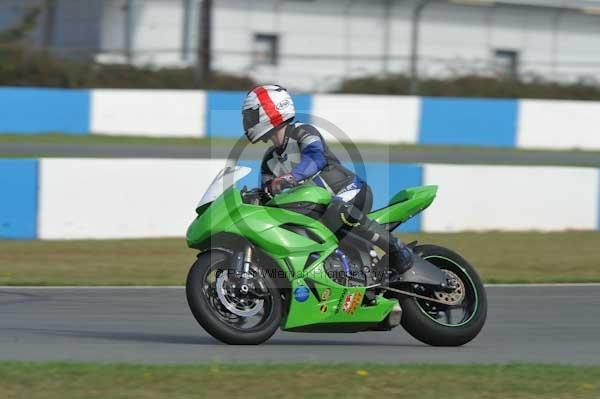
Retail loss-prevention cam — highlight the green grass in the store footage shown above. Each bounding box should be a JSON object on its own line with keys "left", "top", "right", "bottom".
{"left": 2, "top": 133, "right": 600, "bottom": 161}
{"left": 0, "top": 133, "right": 235, "bottom": 146}
{"left": 0, "top": 362, "right": 599, "bottom": 399}
{"left": 401, "top": 231, "right": 600, "bottom": 284}
{"left": 1, "top": 232, "right": 599, "bottom": 286}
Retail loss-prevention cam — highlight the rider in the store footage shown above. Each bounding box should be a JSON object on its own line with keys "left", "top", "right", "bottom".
{"left": 242, "top": 84, "right": 416, "bottom": 276}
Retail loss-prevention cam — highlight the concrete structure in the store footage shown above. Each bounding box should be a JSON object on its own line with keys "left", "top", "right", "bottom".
{"left": 2, "top": 0, "right": 600, "bottom": 90}
{"left": 5, "top": 88, "right": 600, "bottom": 151}
{"left": 2, "top": 157, "right": 598, "bottom": 239}
{"left": 3, "top": 87, "right": 600, "bottom": 151}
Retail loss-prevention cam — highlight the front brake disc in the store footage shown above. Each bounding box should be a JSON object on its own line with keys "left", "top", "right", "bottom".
{"left": 215, "top": 272, "right": 264, "bottom": 317}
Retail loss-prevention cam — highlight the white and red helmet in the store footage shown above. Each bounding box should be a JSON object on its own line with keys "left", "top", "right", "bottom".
{"left": 242, "top": 85, "right": 295, "bottom": 143}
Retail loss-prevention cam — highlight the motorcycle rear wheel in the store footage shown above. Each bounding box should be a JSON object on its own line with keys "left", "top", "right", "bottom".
{"left": 186, "top": 250, "right": 282, "bottom": 345}
{"left": 399, "top": 244, "right": 487, "bottom": 346}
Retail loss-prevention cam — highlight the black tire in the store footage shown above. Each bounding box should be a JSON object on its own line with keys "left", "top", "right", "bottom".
{"left": 399, "top": 244, "right": 487, "bottom": 347}
{"left": 186, "top": 250, "right": 282, "bottom": 345}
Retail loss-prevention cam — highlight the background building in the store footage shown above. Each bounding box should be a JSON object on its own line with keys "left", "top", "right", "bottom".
{"left": 2, "top": 0, "right": 600, "bottom": 91}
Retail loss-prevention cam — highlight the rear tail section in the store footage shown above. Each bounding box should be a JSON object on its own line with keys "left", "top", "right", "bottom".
{"left": 368, "top": 186, "right": 438, "bottom": 231}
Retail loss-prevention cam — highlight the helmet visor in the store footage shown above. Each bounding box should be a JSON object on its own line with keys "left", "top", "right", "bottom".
{"left": 242, "top": 107, "right": 260, "bottom": 134}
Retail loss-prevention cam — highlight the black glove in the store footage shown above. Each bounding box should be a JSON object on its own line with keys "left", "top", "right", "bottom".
{"left": 267, "top": 174, "right": 297, "bottom": 196}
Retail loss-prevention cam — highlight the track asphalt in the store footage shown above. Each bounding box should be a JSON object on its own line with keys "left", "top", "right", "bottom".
{"left": 2, "top": 142, "right": 600, "bottom": 167}
{"left": 1, "top": 285, "right": 598, "bottom": 365}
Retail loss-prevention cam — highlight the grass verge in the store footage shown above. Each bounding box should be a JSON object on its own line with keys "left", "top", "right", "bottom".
{"left": 0, "top": 133, "right": 234, "bottom": 146}
{"left": 1, "top": 232, "right": 599, "bottom": 285}
{"left": 1, "top": 362, "right": 599, "bottom": 399}
{"left": 2, "top": 133, "right": 600, "bottom": 159}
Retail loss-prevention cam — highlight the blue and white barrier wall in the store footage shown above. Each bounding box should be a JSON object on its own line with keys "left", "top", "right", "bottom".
{"left": 2, "top": 87, "right": 600, "bottom": 150}
{"left": 311, "top": 94, "right": 420, "bottom": 144}
{"left": 517, "top": 100, "right": 600, "bottom": 150}
{"left": 90, "top": 90, "right": 206, "bottom": 137}
{"left": 0, "top": 88, "right": 90, "bottom": 134}
{"left": 1, "top": 158, "right": 598, "bottom": 239}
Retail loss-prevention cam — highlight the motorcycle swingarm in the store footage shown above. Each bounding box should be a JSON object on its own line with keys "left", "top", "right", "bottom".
{"left": 392, "top": 258, "right": 449, "bottom": 288}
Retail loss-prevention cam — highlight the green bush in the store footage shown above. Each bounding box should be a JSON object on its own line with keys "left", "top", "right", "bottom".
{"left": 0, "top": 3, "right": 255, "bottom": 90}
{"left": 4, "top": 40, "right": 600, "bottom": 98}
{"left": 338, "top": 74, "right": 600, "bottom": 100}
{"left": 0, "top": 44, "right": 256, "bottom": 90}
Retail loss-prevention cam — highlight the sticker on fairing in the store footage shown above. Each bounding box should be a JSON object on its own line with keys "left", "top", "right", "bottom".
{"left": 342, "top": 294, "right": 354, "bottom": 313}
{"left": 347, "top": 292, "right": 363, "bottom": 315}
{"left": 340, "top": 292, "right": 363, "bottom": 315}
{"left": 335, "top": 289, "right": 348, "bottom": 313}
{"left": 294, "top": 286, "right": 310, "bottom": 302}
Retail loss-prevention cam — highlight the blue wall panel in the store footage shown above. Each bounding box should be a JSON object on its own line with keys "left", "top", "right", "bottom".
{"left": 418, "top": 97, "right": 518, "bottom": 147}
{"left": 290, "top": 94, "right": 312, "bottom": 124}
{"left": 0, "top": 88, "right": 90, "bottom": 134}
{"left": 0, "top": 159, "right": 38, "bottom": 239}
{"left": 346, "top": 162, "right": 423, "bottom": 232}
{"left": 206, "top": 91, "right": 312, "bottom": 138}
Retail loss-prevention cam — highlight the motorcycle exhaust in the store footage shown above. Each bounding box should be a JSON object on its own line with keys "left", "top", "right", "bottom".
{"left": 388, "top": 303, "right": 402, "bottom": 327}
{"left": 374, "top": 303, "right": 402, "bottom": 331}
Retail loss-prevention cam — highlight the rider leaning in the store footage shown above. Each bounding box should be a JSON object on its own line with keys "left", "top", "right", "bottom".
{"left": 242, "top": 84, "right": 417, "bottom": 276}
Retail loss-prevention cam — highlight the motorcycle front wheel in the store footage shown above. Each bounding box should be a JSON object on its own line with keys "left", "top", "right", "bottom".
{"left": 186, "top": 250, "right": 282, "bottom": 345}
{"left": 399, "top": 244, "right": 487, "bottom": 347}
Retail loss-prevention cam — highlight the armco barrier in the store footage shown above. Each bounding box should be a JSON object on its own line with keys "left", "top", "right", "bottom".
{"left": 90, "top": 89, "right": 206, "bottom": 137}
{"left": 0, "top": 159, "right": 38, "bottom": 239}
{"left": 422, "top": 164, "right": 599, "bottom": 232}
{"left": 517, "top": 99, "right": 600, "bottom": 150}
{"left": 311, "top": 94, "right": 419, "bottom": 144}
{"left": 350, "top": 162, "right": 422, "bottom": 232}
{"left": 37, "top": 158, "right": 225, "bottom": 239}
{"left": 1, "top": 87, "right": 600, "bottom": 151}
{"left": 418, "top": 97, "right": 518, "bottom": 147}
{"left": 0, "top": 87, "right": 89, "bottom": 134}
{"left": 1, "top": 158, "right": 599, "bottom": 239}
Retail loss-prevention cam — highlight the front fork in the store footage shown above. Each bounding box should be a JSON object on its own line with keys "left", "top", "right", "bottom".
{"left": 232, "top": 244, "right": 263, "bottom": 297}
{"left": 232, "top": 245, "right": 253, "bottom": 295}
{"left": 242, "top": 245, "right": 252, "bottom": 276}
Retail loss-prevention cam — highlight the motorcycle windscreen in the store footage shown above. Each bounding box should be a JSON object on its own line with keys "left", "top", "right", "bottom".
{"left": 197, "top": 166, "right": 252, "bottom": 208}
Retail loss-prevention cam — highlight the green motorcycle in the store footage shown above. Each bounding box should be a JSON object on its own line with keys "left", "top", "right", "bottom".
{"left": 186, "top": 166, "right": 487, "bottom": 346}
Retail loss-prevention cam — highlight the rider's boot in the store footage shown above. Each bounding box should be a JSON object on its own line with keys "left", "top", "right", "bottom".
{"left": 362, "top": 218, "right": 415, "bottom": 275}
{"left": 322, "top": 199, "right": 415, "bottom": 275}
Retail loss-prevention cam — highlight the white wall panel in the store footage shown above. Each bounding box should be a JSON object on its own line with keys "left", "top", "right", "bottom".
{"left": 38, "top": 158, "right": 227, "bottom": 239}
{"left": 312, "top": 94, "right": 419, "bottom": 144}
{"left": 35, "top": 159, "right": 599, "bottom": 239}
{"left": 422, "top": 164, "right": 599, "bottom": 232}
{"left": 90, "top": 89, "right": 205, "bottom": 137}
{"left": 517, "top": 100, "right": 600, "bottom": 150}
